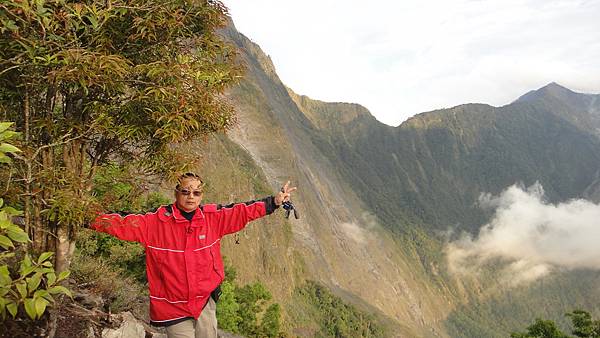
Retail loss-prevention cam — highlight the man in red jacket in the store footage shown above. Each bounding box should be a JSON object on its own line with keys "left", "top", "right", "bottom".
{"left": 92, "top": 172, "right": 296, "bottom": 338}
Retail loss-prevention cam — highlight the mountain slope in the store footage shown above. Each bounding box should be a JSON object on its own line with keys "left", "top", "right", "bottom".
{"left": 217, "top": 26, "right": 454, "bottom": 337}
{"left": 210, "top": 23, "right": 600, "bottom": 337}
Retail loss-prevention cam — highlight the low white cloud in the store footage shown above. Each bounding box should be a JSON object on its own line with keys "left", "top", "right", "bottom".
{"left": 447, "top": 183, "right": 600, "bottom": 285}
{"left": 337, "top": 212, "right": 379, "bottom": 244}
{"left": 339, "top": 222, "right": 367, "bottom": 244}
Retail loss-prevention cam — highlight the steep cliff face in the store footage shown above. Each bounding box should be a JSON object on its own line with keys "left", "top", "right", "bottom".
{"left": 201, "top": 24, "right": 600, "bottom": 337}
{"left": 214, "top": 26, "right": 453, "bottom": 337}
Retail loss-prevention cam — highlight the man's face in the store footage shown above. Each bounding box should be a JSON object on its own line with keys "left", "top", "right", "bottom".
{"left": 175, "top": 177, "right": 203, "bottom": 212}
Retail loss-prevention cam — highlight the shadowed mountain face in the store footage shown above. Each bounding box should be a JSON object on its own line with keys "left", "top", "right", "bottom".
{"left": 314, "top": 85, "right": 600, "bottom": 233}
{"left": 215, "top": 23, "right": 600, "bottom": 337}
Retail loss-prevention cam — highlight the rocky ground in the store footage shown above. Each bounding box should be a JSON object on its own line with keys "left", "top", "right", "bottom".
{"left": 1, "top": 282, "right": 243, "bottom": 338}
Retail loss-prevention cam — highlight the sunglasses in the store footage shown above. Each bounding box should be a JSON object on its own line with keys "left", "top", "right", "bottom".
{"left": 176, "top": 189, "right": 203, "bottom": 197}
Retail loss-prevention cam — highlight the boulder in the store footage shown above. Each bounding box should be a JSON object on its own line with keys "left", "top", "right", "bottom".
{"left": 102, "top": 312, "right": 145, "bottom": 338}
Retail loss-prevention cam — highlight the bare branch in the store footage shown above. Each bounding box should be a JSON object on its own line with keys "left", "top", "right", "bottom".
{"left": 0, "top": 65, "right": 21, "bottom": 77}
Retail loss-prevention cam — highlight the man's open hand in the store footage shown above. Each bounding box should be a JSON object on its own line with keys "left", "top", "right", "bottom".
{"left": 275, "top": 181, "right": 297, "bottom": 206}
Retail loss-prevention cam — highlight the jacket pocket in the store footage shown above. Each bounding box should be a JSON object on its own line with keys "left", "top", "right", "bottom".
{"left": 146, "top": 250, "right": 165, "bottom": 298}
{"left": 210, "top": 245, "right": 224, "bottom": 280}
{"left": 193, "top": 249, "right": 212, "bottom": 282}
{"left": 158, "top": 251, "right": 188, "bottom": 301}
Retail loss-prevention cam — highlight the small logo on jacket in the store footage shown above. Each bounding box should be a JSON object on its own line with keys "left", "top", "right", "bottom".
{"left": 199, "top": 235, "right": 206, "bottom": 240}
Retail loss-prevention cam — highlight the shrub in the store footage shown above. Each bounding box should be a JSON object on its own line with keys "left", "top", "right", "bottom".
{"left": 0, "top": 123, "right": 71, "bottom": 321}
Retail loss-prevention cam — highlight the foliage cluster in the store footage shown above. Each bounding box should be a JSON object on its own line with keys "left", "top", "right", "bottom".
{"left": 217, "top": 261, "right": 284, "bottom": 338}
{"left": 0, "top": 246, "right": 71, "bottom": 320}
{"left": 511, "top": 310, "right": 600, "bottom": 338}
{"left": 0, "top": 123, "right": 70, "bottom": 321}
{"left": 296, "top": 280, "right": 385, "bottom": 338}
{"left": 0, "top": 0, "right": 241, "bottom": 283}
{"left": 93, "top": 164, "right": 165, "bottom": 213}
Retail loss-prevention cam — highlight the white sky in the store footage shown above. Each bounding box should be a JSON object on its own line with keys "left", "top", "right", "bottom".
{"left": 225, "top": 0, "right": 600, "bottom": 126}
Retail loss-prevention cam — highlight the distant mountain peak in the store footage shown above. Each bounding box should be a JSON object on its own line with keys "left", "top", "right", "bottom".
{"left": 538, "top": 82, "right": 578, "bottom": 95}
{"left": 515, "top": 82, "right": 578, "bottom": 103}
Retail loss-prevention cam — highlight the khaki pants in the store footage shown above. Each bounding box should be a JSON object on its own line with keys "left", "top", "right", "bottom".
{"left": 165, "top": 298, "right": 217, "bottom": 338}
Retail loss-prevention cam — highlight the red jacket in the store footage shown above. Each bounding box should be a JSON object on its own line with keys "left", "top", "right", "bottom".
{"left": 91, "top": 197, "right": 277, "bottom": 324}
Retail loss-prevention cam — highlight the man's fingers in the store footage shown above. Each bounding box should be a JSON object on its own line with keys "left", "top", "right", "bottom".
{"left": 280, "top": 182, "right": 297, "bottom": 201}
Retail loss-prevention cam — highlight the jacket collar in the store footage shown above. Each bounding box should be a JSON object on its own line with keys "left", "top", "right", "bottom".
{"left": 158, "top": 203, "right": 205, "bottom": 225}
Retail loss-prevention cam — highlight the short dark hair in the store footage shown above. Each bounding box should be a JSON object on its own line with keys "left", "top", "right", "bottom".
{"left": 175, "top": 172, "right": 204, "bottom": 190}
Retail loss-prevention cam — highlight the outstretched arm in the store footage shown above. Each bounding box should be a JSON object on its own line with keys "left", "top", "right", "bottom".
{"left": 216, "top": 181, "right": 297, "bottom": 236}
{"left": 91, "top": 212, "right": 151, "bottom": 244}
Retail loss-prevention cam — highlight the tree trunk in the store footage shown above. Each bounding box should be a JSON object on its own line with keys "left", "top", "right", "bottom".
{"left": 53, "top": 139, "right": 87, "bottom": 273}
{"left": 32, "top": 194, "right": 44, "bottom": 252}
{"left": 23, "top": 87, "right": 31, "bottom": 249}
{"left": 54, "top": 225, "right": 76, "bottom": 274}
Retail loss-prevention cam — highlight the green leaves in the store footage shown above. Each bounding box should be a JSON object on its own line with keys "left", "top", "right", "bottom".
{"left": 48, "top": 285, "right": 71, "bottom": 298}
{"left": 24, "top": 298, "right": 36, "bottom": 319}
{"left": 0, "top": 120, "right": 71, "bottom": 322}
{"left": 46, "top": 272, "right": 56, "bottom": 286}
{"left": 37, "top": 252, "right": 53, "bottom": 265}
{"left": 6, "top": 227, "right": 28, "bottom": 244}
{"left": 0, "top": 123, "right": 20, "bottom": 164}
{"left": 34, "top": 296, "right": 49, "bottom": 317}
{"left": 0, "top": 123, "right": 15, "bottom": 134}
{"left": 16, "top": 281, "right": 27, "bottom": 299}
{"left": 216, "top": 265, "right": 284, "bottom": 338}
{"left": 0, "top": 235, "right": 13, "bottom": 250}
{"left": 0, "top": 266, "right": 11, "bottom": 285}
{"left": 6, "top": 302, "right": 17, "bottom": 318}
{"left": 0, "top": 221, "right": 70, "bottom": 321}
{"left": 19, "top": 254, "right": 34, "bottom": 277}
{"left": 0, "top": 0, "right": 241, "bottom": 186}
{"left": 27, "top": 273, "right": 42, "bottom": 293}
{"left": 0, "top": 143, "right": 20, "bottom": 153}
{"left": 57, "top": 270, "right": 70, "bottom": 283}
{"left": 1, "top": 254, "right": 72, "bottom": 320}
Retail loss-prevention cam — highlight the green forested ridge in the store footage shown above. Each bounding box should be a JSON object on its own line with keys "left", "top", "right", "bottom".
{"left": 283, "top": 83, "right": 600, "bottom": 337}
{"left": 516, "top": 83, "right": 600, "bottom": 137}
{"left": 284, "top": 84, "right": 600, "bottom": 336}
{"left": 296, "top": 96, "right": 600, "bottom": 233}
{"left": 294, "top": 280, "right": 386, "bottom": 338}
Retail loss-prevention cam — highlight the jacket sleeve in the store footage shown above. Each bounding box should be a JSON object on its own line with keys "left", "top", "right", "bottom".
{"left": 91, "top": 212, "right": 151, "bottom": 245}
{"left": 215, "top": 196, "right": 279, "bottom": 237}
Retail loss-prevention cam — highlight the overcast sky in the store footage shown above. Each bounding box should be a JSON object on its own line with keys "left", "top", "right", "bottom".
{"left": 225, "top": 0, "right": 600, "bottom": 126}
